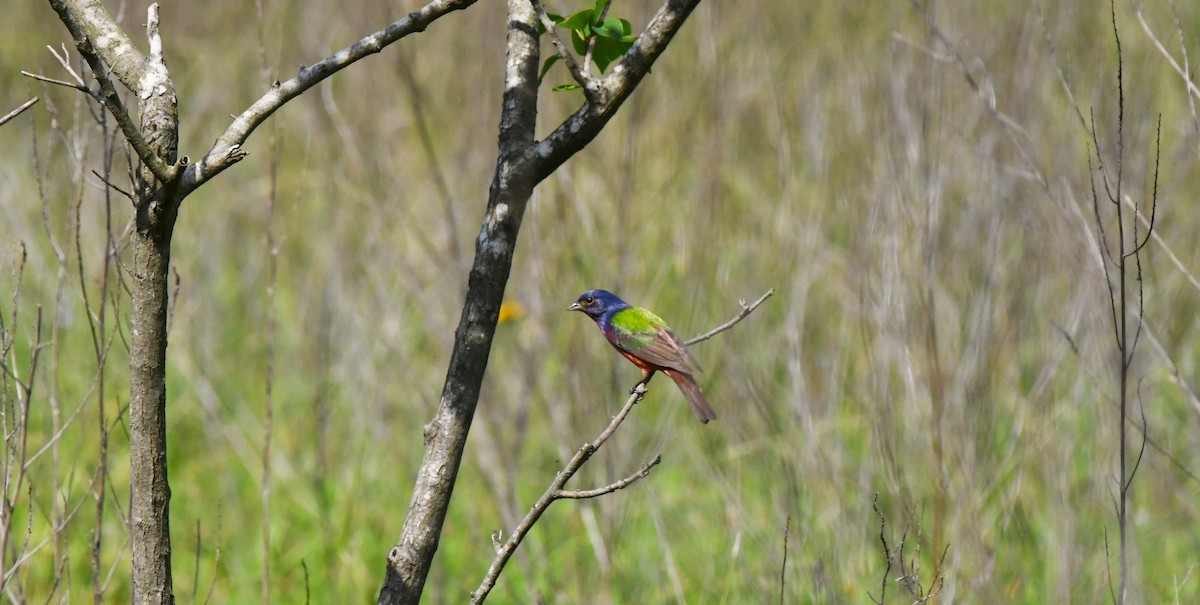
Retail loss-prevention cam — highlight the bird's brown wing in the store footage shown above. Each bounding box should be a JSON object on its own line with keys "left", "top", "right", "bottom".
{"left": 617, "top": 326, "right": 703, "bottom": 374}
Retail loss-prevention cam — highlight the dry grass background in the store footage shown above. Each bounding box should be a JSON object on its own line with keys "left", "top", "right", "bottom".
{"left": 2, "top": 0, "right": 1200, "bottom": 602}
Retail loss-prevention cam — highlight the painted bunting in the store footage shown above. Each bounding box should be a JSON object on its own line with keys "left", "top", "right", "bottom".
{"left": 569, "top": 289, "right": 717, "bottom": 423}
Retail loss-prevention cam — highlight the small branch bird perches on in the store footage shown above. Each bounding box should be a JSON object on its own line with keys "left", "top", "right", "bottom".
{"left": 471, "top": 288, "right": 773, "bottom": 603}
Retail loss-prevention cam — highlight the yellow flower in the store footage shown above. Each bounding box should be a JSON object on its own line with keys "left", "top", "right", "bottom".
{"left": 498, "top": 301, "right": 525, "bottom": 324}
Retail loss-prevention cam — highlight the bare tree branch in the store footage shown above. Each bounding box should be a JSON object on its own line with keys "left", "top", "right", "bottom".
{"left": 22, "top": 71, "right": 91, "bottom": 93}
{"left": 469, "top": 384, "right": 654, "bottom": 604}
{"left": 557, "top": 454, "right": 662, "bottom": 499}
{"left": 685, "top": 288, "right": 775, "bottom": 346}
{"left": 178, "top": 0, "right": 477, "bottom": 197}
{"left": 0, "top": 99, "right": 39, "bottom": 128}
{"left": 868, "top": 494, "right": 948, "bottom": 604}
{"left": 46, "top": 0, "right": 179, "bottom": 185}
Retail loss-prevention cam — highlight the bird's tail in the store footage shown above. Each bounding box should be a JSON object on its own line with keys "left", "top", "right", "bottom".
{"left": 664, "top": 369, "right": 717, "bottom": 424}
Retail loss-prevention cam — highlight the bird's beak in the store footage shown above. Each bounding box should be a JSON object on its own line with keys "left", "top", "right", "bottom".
{"left": 567, "top": 302, "right": 581, "bottom": 311}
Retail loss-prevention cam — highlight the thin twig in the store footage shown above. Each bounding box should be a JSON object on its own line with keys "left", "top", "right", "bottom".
{"left": 1089, "top": 123, "right": 1123, "bottom": 357}
{"left": 557, "top": 454, "right": 662, "bottom": 498}
{"left": 868, "top": 493, "right": 890, "bottom": 605}
{"left": 0, "top": 98, "right": 39, "bottom": 128}
{"left": 584, "top": 0, "right": 614, "bottom": 79}
{"left": 1128, "top": 117, "right": 1160, "bottom": 257}
{"left": 179, "top": 0, "right": 480, "bottom": 197}
{"left": 469, "top": 384, "right": 651, "bottom": 604}
{"left": 923, "top": 544, "right": 950, "bottom": 602}
{"left": 685, "top": 288, "right": 775, "bottom": 346}
{"left": 21, "top": 71, "right": 93, "bottom": 96}
{"left": 89, "top": 170, "right": 134, "bottom": 203}
{"left": 1128, "top": 381, "right": 1149, "bottom": 490}
{"left": 302, "top": 559, "right": 311, "bottom": 605}
{"left": 48, "top": 43, "right": 88, "bottom": 87}
{"left": 45, "top": 2, "right": 179, "bottom": 184}
{"left": 779, "top": 515, "right": 790, "bottom": 605}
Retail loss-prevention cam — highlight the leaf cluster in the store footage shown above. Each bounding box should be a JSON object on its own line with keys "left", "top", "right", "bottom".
{"left": 539, "top": 0, "right": 637, "bottom": 91}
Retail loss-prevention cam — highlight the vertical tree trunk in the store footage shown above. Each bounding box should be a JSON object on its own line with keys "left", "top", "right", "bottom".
{"left": 128, "top": 227, "right": 175, "bottom": 605}
{"left": 376, "top": 5, "right": 539, "bottom": 600}
{"left": 43, "top": 5, "right": 182, "bottom": 598}
{"left": 377, "top": 179, "right": 534, "bottom": 603}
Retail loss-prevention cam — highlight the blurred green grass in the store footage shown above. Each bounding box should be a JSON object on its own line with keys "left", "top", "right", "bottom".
{"left": 3, "top": 0, "right": 1200, "bottom": 602}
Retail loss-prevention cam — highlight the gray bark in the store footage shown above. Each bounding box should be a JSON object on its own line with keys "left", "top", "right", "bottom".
{"left": 127, "top": 229, "right": 175, "bottom": 605}
{"left": 47, "top": 2, "right": 181, "bottom": 602}
{"left": 376, "top": 4, "right": 540, "bottom": 602}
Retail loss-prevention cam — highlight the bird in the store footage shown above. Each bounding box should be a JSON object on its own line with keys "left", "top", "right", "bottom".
{"left": 568, "top": 289, "right": 717, "bottom": 423}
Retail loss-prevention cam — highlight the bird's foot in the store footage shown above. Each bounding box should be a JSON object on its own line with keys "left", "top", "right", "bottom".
{"left": 630, "top": 383, "right": 648, "bottom": 400}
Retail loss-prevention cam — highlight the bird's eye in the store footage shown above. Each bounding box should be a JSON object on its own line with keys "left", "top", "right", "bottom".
{"left": 584, "top": 296, "right": 595, "bottom": 305}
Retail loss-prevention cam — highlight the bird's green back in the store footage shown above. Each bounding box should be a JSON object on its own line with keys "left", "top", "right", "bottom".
{"left": 610, "top": 306, "right": 669, "bottom": 345}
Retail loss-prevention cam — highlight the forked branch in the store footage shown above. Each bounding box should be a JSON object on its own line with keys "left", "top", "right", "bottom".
{"left": 45, "top": 1, "right": 179, "bottom": 185}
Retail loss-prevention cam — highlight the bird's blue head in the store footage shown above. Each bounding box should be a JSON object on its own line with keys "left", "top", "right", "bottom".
{"left": 568, "top": 289, "right": 630, "bottom": 321}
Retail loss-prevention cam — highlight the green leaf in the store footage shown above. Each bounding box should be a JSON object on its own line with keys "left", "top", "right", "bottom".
{"left": 558, "top": 8, "right": 595, "bottom": 31}
{"left": 539, "top": 53, "right": 563, "bottom": 84}
{"left": 552, "top": 5, "right": 636, "bottom": 74}
{"left": 593, "top": 18, "right": 630, "bottom": 40}
{"left": 552, "top": 84, "right": 582, "bottom": 92}
{"left": 571, "top": 29, "right": 589, "bottom": 56}
{"left": 590, "top": 35, "right": 634, "bottom": 72}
